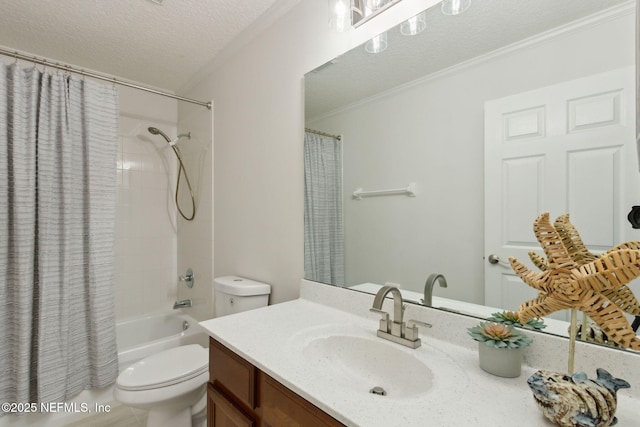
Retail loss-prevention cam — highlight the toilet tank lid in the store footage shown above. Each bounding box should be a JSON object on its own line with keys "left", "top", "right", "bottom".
{"left": 213, "top": 276, "right": 271, "bottom": 296}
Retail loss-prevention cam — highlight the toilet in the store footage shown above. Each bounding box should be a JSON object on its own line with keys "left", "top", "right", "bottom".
{"left": 114, "top": 276, "right": 271, "bottom": 427}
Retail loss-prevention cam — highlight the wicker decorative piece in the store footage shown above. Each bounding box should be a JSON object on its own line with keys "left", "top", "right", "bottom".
{"left": 528, "top": 213, "right": 640, "bottom": 318}
{"left": 510, "top": 212, "right": 640, "bottom": 350}
{"left": 570, "top": 321, "right": 622, "bottom": 348}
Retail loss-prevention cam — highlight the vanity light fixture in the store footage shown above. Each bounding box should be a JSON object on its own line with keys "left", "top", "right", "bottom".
{"left": 400, "top": 11, "right": 426, "bottom": 36}
{"left": 351, "top": 0, "right": 402, "bottom": 29}
{"left": 365, "top": 32, "right": 388, "bottom": 53}
{"left": 441, "top": 0, "right": 471, "bottom": 16}
{"left": 367, "top": 0, "right": 391, "bottom": 13}
{"left": 329, "top": 0, "right": 350, "bottom": 32}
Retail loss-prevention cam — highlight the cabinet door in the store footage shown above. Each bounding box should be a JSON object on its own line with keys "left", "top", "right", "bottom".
{"left": 208, "top": 383, "right": 255, "bottom": 427}
{"left": 210, "top": 337, "right": 256, "bottom": 409}
{"left": 259, "top": 372, "right": 344, "bottom": 427}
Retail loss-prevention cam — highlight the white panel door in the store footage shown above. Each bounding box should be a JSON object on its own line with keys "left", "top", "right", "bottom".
{"left": 484, "top": 67, "right": 639, "bottom": 320}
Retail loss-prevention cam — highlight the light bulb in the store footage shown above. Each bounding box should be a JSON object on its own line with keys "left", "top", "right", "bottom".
{"left": 365, "top": 32, "right": 388, "bottom": 54}
{"left": 369, "top": 0, "right": 388, "bottom": 11}
{"left": 401, "top": 11, "right": 426, "bottom": 36}
{"left": 441, "top": 0, "right": 471, "bottom": 16}
{"left": 329, "top": 0, "right": 350, "bottom": 32}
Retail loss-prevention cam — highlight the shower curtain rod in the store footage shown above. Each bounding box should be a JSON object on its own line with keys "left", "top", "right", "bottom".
{"left": 0, "top": 47, "right": 211, "bottom": 110}
{"left": 305, "top": 127, "right": 342, "bottom": 141}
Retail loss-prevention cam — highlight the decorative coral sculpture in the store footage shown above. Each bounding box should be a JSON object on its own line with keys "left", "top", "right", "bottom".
{"left": 527, "top": 213, "right": 640, "bottom": 319}
{"left": 509, "top": 212, "right": 640, "bottom": 350}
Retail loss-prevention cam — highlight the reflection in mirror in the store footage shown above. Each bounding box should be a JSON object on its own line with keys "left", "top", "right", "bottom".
{"left": 304, "top": 0, "right": 640, "bottom": 349}
{"left": 352, "top": 0, "right": 403, "bottom": 28}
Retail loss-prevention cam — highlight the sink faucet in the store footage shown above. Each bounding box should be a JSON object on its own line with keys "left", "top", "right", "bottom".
{"left": 370, "top": 285, "right": 430, "bottom": 349}
{"left": 422, "top": 273, "right": 447, "bottom": 307}
{"left": 173, "top": 299, "right": 192, "bottom": 309}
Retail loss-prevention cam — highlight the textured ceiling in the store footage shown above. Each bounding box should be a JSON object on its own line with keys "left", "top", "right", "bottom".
{"left": 306, "top": 0, "right": 632, "bottom": 120}
{"left": 0, "top": 0, "right": 286, "bottom": 92}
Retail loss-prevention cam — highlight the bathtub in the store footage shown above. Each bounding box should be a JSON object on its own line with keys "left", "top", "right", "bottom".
{"left": 117, "top": 312, "right": 209, "bottom": 370}
{"left": 7, "top": 312, "right": 209, "bottom": 427}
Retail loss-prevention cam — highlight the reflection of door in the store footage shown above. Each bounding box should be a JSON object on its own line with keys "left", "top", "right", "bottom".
{"left": 484, "top": 67, "right": 637, "bottom": 320}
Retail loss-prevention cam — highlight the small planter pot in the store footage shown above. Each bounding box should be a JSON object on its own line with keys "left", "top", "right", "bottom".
{"left": 478, "top": 343, "right": 523, "bottom": 378}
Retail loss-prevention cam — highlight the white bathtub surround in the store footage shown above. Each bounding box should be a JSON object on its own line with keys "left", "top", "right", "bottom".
{"left": 115, "top": 88, "right": 179, "bottom": 322}
{"left": 200, "top": 280, "right": 640, "bottom": 427}
{"left": 116, "top": 312, "right": 209, "bottom": 371}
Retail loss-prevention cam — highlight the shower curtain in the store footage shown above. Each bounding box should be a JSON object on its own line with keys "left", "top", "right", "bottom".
{"left": 304, "top": 131, "right": 345, "bottom": 286}
{"left": 0, "top": 62, "right": 119, "bottom": 406}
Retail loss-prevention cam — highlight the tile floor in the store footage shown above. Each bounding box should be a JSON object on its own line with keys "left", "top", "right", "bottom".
{"left": 63, "top": 405, "right": 147, "bottom": 427}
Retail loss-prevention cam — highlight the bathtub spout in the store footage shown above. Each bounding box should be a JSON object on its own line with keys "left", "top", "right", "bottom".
{"left": 173, "top": 299, "right": 192, "bottom": 309}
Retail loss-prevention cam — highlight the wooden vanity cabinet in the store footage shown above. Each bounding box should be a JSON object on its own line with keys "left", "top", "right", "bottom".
{"left": 208, "top": 337, "right": 344, "bottom": 427}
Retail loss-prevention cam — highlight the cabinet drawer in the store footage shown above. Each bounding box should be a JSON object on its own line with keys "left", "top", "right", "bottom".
{"left": 210, "top": 338, "right": 256, "bottom": 409}
{"left": 209, "top": 383, "right": 255, "bottom": 427}
{"left": 259, "top": 372, "right": 345, "bottom": 427}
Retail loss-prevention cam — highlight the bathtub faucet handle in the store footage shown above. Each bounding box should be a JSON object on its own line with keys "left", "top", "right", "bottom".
{"left": 179, "top": 268, "right": 194, "bottom": 288}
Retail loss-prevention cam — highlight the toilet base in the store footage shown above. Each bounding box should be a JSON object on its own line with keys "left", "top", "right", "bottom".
{"left": 147, "top": 406, "right": 191, "bottom": 427}
{"left": 144, "top": 398, "right": 205, "bottom": 427}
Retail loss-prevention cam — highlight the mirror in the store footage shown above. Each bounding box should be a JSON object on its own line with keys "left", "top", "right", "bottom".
{"left": 351, "top": 0, "right": 403, "bottom": 27}
{"left": 304, "top": 0, "right": 640, "bottom": 346}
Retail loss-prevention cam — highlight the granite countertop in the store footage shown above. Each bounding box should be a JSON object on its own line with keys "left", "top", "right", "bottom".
{"left": 199, "top": 294, "right": 640, "bottom": 427}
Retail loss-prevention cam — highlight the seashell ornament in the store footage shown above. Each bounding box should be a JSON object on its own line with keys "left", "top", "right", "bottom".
{"left": 528, "top": 368, "right": 630, "bottom": 427}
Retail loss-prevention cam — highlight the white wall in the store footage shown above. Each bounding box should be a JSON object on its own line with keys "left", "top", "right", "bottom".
{"left": 114, "top": 87, "right": 179, "bottom": 321}
{"left": 180, "top": 0, "right": 440, "bottom": 304}
{"left": 307, "top": 11, "right": 635, "bottom": 304}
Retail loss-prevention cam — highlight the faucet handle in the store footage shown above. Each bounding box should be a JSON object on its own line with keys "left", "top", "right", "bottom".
{"left": 179, "top": 268, "right": 195, "bottom": 288}
{"left": 369, "top": 307, "right": 388, "bottom": 317}
{"left": 407, "top": 319, "right": 432, "bottom": 329}
{"left": 405, "top": 319, "right": 432, "bottom": 341}
{"left": 369, "top": 307, "right": 390, "bottom": 333}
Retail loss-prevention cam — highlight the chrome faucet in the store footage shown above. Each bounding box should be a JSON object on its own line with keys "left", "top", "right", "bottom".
{"left": 422, "top": 273, "right": 447, "bottom": 307}
{"left": 370, "top": 285, "right": 430, "bottom": 349}
{"left": 173, "top": 299, "right": 192, "bottom": 309}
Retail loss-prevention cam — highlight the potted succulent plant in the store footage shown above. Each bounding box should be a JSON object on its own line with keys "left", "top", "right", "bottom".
{"left": 467, "top": 321, "right": 533, "bottom": 378}
{"left": 487, "top": 310, "right": 546, "bottom": 331}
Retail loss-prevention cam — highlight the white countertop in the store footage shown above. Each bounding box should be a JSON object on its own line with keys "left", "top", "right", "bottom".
{"left": 200, "top": 294, "right": 640, "bottom": 427}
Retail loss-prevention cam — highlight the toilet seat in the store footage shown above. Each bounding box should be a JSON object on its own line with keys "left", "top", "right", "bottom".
{"left": 117, "top": 344, "right": 208, "bottom": 391}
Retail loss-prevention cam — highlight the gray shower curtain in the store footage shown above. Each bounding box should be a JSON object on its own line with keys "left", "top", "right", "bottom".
{"left": 0, "top": 62, "right": 119, "bottom": 406}
{"left": 304, "top": 131, "right": 345, "bottom": 286}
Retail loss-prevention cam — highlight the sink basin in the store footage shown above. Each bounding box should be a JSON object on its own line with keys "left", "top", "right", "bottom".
{"left": 302, "top": 334, "right": 432, "bottom": 398}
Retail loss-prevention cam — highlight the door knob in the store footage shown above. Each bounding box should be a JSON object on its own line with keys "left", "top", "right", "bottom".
{"left": 487, "top": 254, "right": 512, "bottom": 267}
{"left": 488, "top": 254, "right": 501, "bottom": 264}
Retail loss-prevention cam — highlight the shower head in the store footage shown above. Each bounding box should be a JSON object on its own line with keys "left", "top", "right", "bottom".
{"left": 148, "top": 127, "right": 190, "bottom": 146}
{"left": 148, "top": 127, "right": 172, "bottom": 144}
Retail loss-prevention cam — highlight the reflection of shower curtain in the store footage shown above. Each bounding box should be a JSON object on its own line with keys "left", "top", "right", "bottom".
{"left": 0, "top": 62, "right": 119, "bottom": 405}
{"left": 304, "top": 131, "right": 344, "bottom": 286}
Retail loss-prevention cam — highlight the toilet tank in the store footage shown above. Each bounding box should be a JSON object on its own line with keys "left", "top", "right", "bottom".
{"left": 213, "top": 276, "right": 271, "bottom": 317}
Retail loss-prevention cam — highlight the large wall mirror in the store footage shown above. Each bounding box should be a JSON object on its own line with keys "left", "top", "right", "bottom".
{"left": 304, "top": 0, "right": 640, "bottom": 349}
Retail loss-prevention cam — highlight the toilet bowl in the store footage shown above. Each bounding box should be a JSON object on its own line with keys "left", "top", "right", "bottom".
{"left": 114, "top": 276, "right": 271, "bottom": 427}
{"left": 114, "top": 344, "right": 208, "bottom": 427}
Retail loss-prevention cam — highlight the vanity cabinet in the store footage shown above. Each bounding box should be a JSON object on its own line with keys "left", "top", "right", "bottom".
{"left": 208, "top": 337, "right": 344, "bottom": 427}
